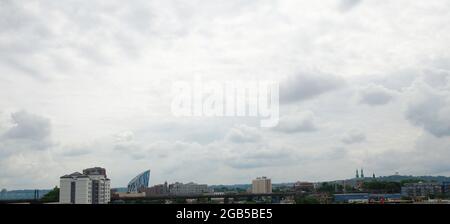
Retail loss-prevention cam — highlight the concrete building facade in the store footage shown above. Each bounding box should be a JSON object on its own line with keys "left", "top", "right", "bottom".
{"left": 59, "top": 167, "right": 110, "bottom": 204}
{"left": 169, "top": 182, "right": 210, "bottom": 195}
{"left": 401, "top": 182, "right": 442, "bottom": 198}
{"left": 252, "top": 177, "right": 272, "bottom": 194}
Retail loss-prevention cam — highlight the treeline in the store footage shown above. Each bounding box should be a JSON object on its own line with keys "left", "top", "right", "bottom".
{"left": 316, "top": 178, "right": 428, "bottom": 194}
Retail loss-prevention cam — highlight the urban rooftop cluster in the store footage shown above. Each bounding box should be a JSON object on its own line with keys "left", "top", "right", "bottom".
{"left": 2, "top": 167, "right": 450, "bottom": 204}
{"left": 54, "top": 167, "right": 450, "bottom": 204}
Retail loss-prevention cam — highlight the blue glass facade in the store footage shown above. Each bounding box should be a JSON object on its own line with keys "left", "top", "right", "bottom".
{"left": 334, "top": 193, "right": 369, "bottom": 203}
{"left": 127, "top": 170, "right": 150, "bottom": 193}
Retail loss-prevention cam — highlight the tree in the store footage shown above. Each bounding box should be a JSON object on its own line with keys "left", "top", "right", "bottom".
{"left": 361, "top": 181, "right": 401, "bottom": 193}
{"left": 317, "top": 182, "right": 335, "bottom": 193}
{"left": 40, "top": 186, "right": 59, "bottom": 203}
{"left": 295, "top": 195, "right": 320, "bottom": 204}
{"left": 317, "top": 182, "right": 344, "bottom": 194}
{"left": 400, "top": 179, "right": 423, "bottom": 186}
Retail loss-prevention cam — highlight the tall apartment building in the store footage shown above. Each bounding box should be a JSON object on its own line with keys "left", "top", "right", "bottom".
{"left": 60, "top": 167, "right": 111, "bottom": 204}
{"left": 252, "top": 177, "right": 272, "bottom": 194}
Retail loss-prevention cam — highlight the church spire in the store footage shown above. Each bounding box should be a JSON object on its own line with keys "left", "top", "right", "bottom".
{"left": 361, "top": 168, "right": 364, "bottom": 178}
{"left": 356, "top": 169, "right": 359, "bottom": 178}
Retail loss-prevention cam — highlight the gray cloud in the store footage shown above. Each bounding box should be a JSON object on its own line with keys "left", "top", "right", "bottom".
{"left": 280, "top": 72, "right": 346, "bottom": 104}
{"left": 358, "top": 84, "right": 395, "bottom": 106}
{"left": 61, "top": 148, "right": 91, "bottom": 157}
{"left": 3, "top": 111, "right": 51, "bottom": 141}
{"left": 404, "top": 70, "right": 450, "bottom": 137}
{"left": 406, "top": 83, "right": 450, "bottom": 137}
{"left": 366, "top": 133, "right": 450, "bottom": 175}
{"left": 422, "top": 69, "right": 450, "bottom": 89}
{"left": 339, "top": 0, "right": 362, "bottom": 12}
{"left": 341, "top": 131, "right": 366, "bottom": 144}
{"left": 274, "top": 111, "right": 318, "bottom": 133}
{"left": 225, "top": 125, "right": 262, "bottom": 143}
{"left": 224, "top": 147, "right": 298, "bottom": 170}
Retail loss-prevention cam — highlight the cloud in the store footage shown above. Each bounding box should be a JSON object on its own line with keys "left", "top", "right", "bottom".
{"left": 224, "top": 145, "right": 299, "bottom": 169}
{"left": 0, "top": 111, "right": 53, "bottom": 159}
{"left": 341, "top": 131, "right": 366, "bottom": 144}
{"left": 114, "top": 131, "right": 135, "bottom": 143}
{"left": 280, "top": 72, "right": 346, "bottom": 104}
{"left": 366, "top": 133, "right": 450, "bottom": 175}
{"left": 274, "top": 111, "right": 318, "bottom": 133}
{"left": 338, "top": 0, "right": 362, "bottom": 12}
{"left": 405, "top": 80, "right": 450, "bottom": 137}
{"left": 358, "top": 84, "right": 395, "bottom": 106}
{"left": 61, "top": 147, "right": 91, "bottom": 157}
{"left": 0, "top": 111, "right": 57, "bottom": 188}
{"left": 421, "top": 69, "right": 450, "bottom": 89}
{"left": 2, "top": 0, "right": 450, "bottom": 187}
{"left": 3, "top": 111, "right": 51, "bottom": 141}
{"left": 224, "top": 125, "right": 262, "bottom": 143}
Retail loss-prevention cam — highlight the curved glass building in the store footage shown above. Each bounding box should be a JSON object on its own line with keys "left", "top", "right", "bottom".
{"left": 127, "top": 170, "right": 150, "bottom": 193}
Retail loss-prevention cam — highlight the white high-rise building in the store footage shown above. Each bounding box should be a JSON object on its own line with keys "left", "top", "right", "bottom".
{"left": 252, "top": 177, "right": 272, "bottom": 194}
{"left": 59, "top": 167, "right": 111, "bottom": 204}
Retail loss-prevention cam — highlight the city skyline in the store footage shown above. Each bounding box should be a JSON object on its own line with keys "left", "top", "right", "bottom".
{"left": 1, "top": 0, "right": 450, "bottom": 190}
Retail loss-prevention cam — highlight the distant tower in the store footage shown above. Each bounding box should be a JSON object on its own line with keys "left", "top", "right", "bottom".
{"left": 356, "top": 169, "right": 359, "bottom": 178}
{"left": 373, "top": 173, "right": 376, "bottom": 179}
{"left": 361, "top": 168, "right": 364, "bottom": 178}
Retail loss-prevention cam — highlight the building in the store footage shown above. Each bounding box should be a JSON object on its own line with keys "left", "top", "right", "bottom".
{"left": 334, "top": 193, "right": 402, "bottom": 203}
{"left": 334, "top": 193, "right": 369, "bottom": 204}
{"left": 293, "top": 181, "right": 315, "bottom": 193}
{"left": 143, "top": 182, "right": 169, "bottom": 196}
{"left": 127, "top": 170, "right": 150, "bottom": 193}
{"left": 114, "top": 192, "right": 145, "bottom": 198}
{"left": 401, "top": 182, "right": 442, "bottom": 198}
{"left": 83, "top": 167, "right": 107, "bottom": 176}
{"left": 442, "top": 182, "right": 450, "bottom": 195}
{"left": 59, "top": 167, "right": 110, "bottom": 204}
{"left": 252, "top": 177, "right": 272, "bottom": 194}
{"left": 169, "top": 182, "right": 210, "bottom": 195}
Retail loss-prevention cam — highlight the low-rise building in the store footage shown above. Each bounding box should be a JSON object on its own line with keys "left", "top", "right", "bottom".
{"left": 442, "top": 182, "right": 450, "bottom": 195}
{"left": 114, "top": 192, "right": 146, "bottom": 198}
{"left": 143, "top": 182, "right": 169, "bottom": 196}
{"left": 293, "top": 181, "right": 315, "bottom": 193}
{"left": 401, "top": 182, "right": 442, "bottom": 198}
{"left": 169, "top": 182, "right": 210, "bottom": 195}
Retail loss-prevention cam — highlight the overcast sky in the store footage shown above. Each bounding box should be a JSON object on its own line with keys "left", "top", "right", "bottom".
{"left": 1, "top": 0, "right": 450, "bottom": 189}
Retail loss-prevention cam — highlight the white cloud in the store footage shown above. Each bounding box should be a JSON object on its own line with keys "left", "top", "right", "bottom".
{"left": 2, "top": 0, "right": 450, "bottom": 188}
